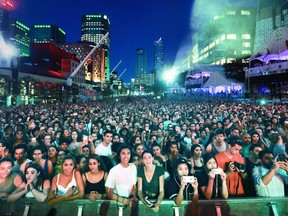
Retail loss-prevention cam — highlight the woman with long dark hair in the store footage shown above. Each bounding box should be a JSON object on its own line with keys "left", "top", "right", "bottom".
{"left": 137, "top": 150, "right": 164, "bottom": 212}
{"left": 8, "top": 163, "right": 50, "bottom": 202}
{"left": 82, "top": 154, "right": 107, "bottom": 200}
{"left": 189, "top": 144, "right": 204, "bottom": 176}
{"left": 167, "top": 157, "right": 199, "bottom": 206}
{"left": 197, "top": 153, "right": 228, "bottom": 200}
{"left": 0, "top": 158, "right": 23, "bottom": 198}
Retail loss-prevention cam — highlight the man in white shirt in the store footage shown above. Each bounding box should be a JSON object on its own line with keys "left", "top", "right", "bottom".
{"left": 95, "top": 130, "right": 113, "bottom": 156}
{"left": 252, "top": 150, "right": 288, "bottom": 197}
{"left": 105, "top": 145, "right": 137, "bottom": 206}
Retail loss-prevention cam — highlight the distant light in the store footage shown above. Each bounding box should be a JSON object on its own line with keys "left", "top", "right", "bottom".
{"left": 260, "top": 99, "right": 266, "bottom": 105}
{"left": 157, "top": 96, "right": 161, "bottom": 99}
{"left": 163, "top": 68, "right": 177, "bottom": 83}
{"left": 1, "top": 45, "right": 17, "bottom": 57}
{"left": 104, "top": 15, "right": 107, "bottom": 19}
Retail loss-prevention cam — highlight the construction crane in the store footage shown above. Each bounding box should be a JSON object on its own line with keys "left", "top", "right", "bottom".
{"left": 66, "top": 32, "right": 109, "bottom": 86}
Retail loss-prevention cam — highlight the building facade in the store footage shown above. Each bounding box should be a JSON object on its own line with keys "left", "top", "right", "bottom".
{"left": 58, "top": 41, "right": 104, "bottom": 83}
{"left": 245, "top": 1, "right": 288, "bottom": 97}
{"left": 0, "top": 1, "right": 13, "bottom": 41}
{"left": 191, "top": 7, "right": 256, "bottom": 65}
{"left": 254, "top": 0, "right": 288, "bottom": 52}
{"left": 81, "top": 14, "right": 110, "bottom": 83}
{"left": 30, "top": 24, "right": 66, "bottom": 43}
{"left": 8, "top": 19, "right": 30, "bottom": 57}
{"left": 154, "top": 37, "right": 164, "bottom": 81}
{"left": 136, "top": 48, "right": 148, "bottom": 85}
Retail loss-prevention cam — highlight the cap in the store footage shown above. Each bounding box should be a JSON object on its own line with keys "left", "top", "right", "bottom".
{"left": 175, "top": 157, "right": 191, "bottom": 170}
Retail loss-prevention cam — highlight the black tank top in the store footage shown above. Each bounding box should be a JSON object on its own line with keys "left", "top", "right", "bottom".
{"left": 84, "top": 172, "right": 106, "bottom": 194}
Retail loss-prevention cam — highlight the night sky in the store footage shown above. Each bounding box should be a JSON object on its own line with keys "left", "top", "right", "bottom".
{"left": 10, "top": 0, "right": 194, "bottom": 82}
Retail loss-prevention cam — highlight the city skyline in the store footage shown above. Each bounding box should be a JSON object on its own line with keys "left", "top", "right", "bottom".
{"left": 10, "top": 0, "right": 193, "bottom": 82}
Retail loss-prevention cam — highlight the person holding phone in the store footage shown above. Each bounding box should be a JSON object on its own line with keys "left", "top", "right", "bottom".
{"left": 167, "top": 157, "right": 199, "bottom": 206}
{"left": 252, "top": 150, "right": 288, "bottom": 197}
{"left": 197, "top": 153, "right": 228, "bottom": 200}
{"left": 47, "top": 155, "right": 84, "bottom": 205}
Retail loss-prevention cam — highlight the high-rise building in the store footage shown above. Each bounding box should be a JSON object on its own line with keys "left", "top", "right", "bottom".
{"left": 8, "top": 19, "right": 30, "bottom": 56}
{"left": 81, "top": 14, "right": 110, "bottom": 83}
{"left": 136, "top": 48, "right": 146, "bottom": 75}
{"left": 154, "top": 37, "right": 164, "bottom": 81}
{"left": 30, "top": 24, "right": 66, "bottom": 43}
{"left": 136, "top": 48, "right": 147, "bottom": 85}
{"left": 192, "top": 7, "right": 256, "bottom": 65}
{"left": 0, "top": 0, "right": 14, "bottom": 41}
{"left": 254, "top": 0, "right": 288, "bottom": 52}
{"left": 58, "top": 41, "right": 103, "bottom": 83}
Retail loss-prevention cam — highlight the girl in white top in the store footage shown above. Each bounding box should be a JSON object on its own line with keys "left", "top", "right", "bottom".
{"left": 47, "top": 155, "right": 84, "bottom": 206}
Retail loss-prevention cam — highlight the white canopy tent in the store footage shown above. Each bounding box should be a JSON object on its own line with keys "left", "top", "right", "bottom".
{"left": 186, "top": 64, "right": 243, "bottom": 95}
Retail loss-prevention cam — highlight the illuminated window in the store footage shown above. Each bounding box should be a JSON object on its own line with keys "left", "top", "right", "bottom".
{"left": 227, "top": 34, "right": 236, "bottom": 39}
{"left": 242, "top": 42, "right": 250, "bottom": 47}
{"left": 227, "top": 10, "right": 236, "bottom": 15}
{"left": 241, "top": 10, "right": 250, "bottom": 15}
{"left": 242, "top": 34, "right": 250, "bottom": 39}
{"left": 242, "top": 50, "right": 251, "bottom": 55}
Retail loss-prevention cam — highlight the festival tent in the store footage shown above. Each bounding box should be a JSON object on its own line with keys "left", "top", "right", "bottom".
{"left": 203, "top": 71, "right": 232, "bottom": 87}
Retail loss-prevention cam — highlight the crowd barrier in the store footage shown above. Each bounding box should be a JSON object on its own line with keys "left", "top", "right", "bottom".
{"left": 0, "top": 197, "right": 288, "bottom": 216}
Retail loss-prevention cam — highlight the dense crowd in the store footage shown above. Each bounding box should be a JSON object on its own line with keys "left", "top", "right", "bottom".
{"left": 0, "top": 96, "right": 287, "bottom": 212}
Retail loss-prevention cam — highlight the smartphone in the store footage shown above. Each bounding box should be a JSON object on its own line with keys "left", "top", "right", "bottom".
{"left": 182, "top": 176, "right": 195, "bottom": 183}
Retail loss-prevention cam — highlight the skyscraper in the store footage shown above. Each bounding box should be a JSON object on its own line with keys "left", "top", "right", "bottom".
{"left": 135, "top": 48, "right": 153, "bottom": 86}
{"left": 30, "top": 24, "right": 66, "bottom": 43}
{"left": 0, "top": 0, "right": 14, "bottom": 41}
{"left": 81, "top": 14, "right": 110, "bottom": 83}
{"left": 254, "top": 0, "right": 288, "bottom": 52}
{"left": 136, "top": 48, "right": 146, "bottom": 75}
{"left": 9, "top": 19, "right": 30, "bottom": 57}
{"left": 154, "top": 37, "right": 164, "bottom": 81}
{"left": 136, "top": 48, "right": 146, "bottom": 85}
